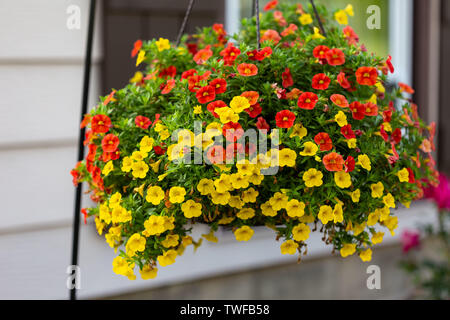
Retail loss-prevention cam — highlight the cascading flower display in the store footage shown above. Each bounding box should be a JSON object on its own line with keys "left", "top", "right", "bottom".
{"left": 71, "top": 2, "right": 439, "bottom": 280}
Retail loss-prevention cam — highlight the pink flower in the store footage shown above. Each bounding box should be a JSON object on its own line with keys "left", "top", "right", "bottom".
{"left": 401, "top": 230, "right": 421, "bottom": 253}
{"left": 424, "top": 174, "right": 450, "bottom": 210}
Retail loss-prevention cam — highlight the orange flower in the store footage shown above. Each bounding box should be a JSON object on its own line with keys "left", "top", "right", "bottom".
{"left": 323, "top": 152, "right": 344, "bottom": 172}
{"left": 282, "top": 68, "right": 294, "bottom": 88}
{"left": 297, "top": 92, "right": 318, "bottom": 110}
{"left": 398, "top": 82, "right": 415, "bottom": 94}
{"left": 91, "top": 114, "right": 111, "bottom": 134}
{"left": 313, "top": 45, "right": 330, "bottom": 60}
{"left": 264, "top": 0, "right": 278, "bottom": 11}
{"left": 241, "top": 91, "right": 259, "bottom": 105}
{"left": 314, "top": 132, "right": 333, "bottom": 151}
{"left": 161, "top": 79, "right": 176, "bottom": 94}
{"left": 355, "top": 67, "right": 378, "bottom": 86}
{"left": 101, "top": 134, "right": 120, "bottom": 153}
{"left": 330, "top": 94, "right": 349, "bottom": 108}
{"left": 131, "top": 39, "right": 142, "bottom": 58}
{"left": 364, "top": 102, "right": 378, "bottom": 116}
{"left": 261, "top": 29, "right": 281, "bottom": 44}
{"left": 193, "top": 45, "right": 213, "bottom": 65}
{"left": 281, "top": 23, "right": 298, "bottom": 37}
{"left": 237, "top": 63, "right": 258, "bottom": 77}
{"left": 196, "top": 85, "right": 216, "bottom": 104}
{"left": 325, "top": 48, "right": 345, "bottom": 66}
{"left": 103, "top": 89, "right": 116, "bottom": 106}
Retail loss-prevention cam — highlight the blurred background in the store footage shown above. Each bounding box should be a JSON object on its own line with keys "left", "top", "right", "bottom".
{"left": 0, "top": 0, "right": 448, "bottom": 299}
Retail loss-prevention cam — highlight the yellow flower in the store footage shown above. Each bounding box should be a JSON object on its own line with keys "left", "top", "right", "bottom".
{"left": 211, "top": 190, "right": 231, "bottom": 205}
{"left": 383, "top": 193, "right": 396, "bottom": 208}
{"left": 286, "top": 199, "right": 306, "bottom": 218}
{"left": 230, "top": 96, "right": 250, "bottom": 113}
{"left": 292, "top": 223, "right": 310, "bottom": 242}
{"left": 371, "top": 182, "right": 384, "bottom": 198}
{"left": 101, "top": 161, "right": 114, "bottom": 176}
{"left": 197, "top": 178, "right": 215, "bottom": 195}
{"left": 300, "top": 141, "right": 319, "bottom": 157}
{"left": 95, "top": 216, "right": 105, "bottom": 235}
{"left": 371, "top": 232, "right": 384, "bottom": 245}
{"left": 140, "top": 265, "right": 158, "bottom": 280}
{"left": 206, "top": 122, "right": 222, "bottom": 135}
{"left": 360, "top": 248, "right": 372, "bottom": 262}
{"left": 155, "top": 38, "right": 170, "bottom": 52}
{"left": 279, "top": 148, "right": 297, "bottom": 167}
{"left": 234, "top": 226, "right": 254, "bottom": 242}
{"left": 140, "top": 136, "right": 154, "bottom": 153}
{"left": 145, "top": 186, "right": 165, "bottom": 205}
{"left": 130, "top": 71, "right": 143, "bottom": 83}
{"left": 340, "top": 243, "right": 356, "bottom": 258}
{"left": 367, "top": 94, "right": 377, "bottom": 104}
{"left": 219, "top": 107, "right": 239, "bottom": 124}
{"left": 248, "top": 168, "right": 264, "bottom": 185}
{"left": 136, "top": 50, "right": 146, "bottom": 66}
{"left": 375, "top": 81, "right": 385, "bottom": 93}
{"left": 169, "top": 186, "right": 186, "bottom": 203}
{"left": 193, "top": 105, "right": 203, "bottom": 114}
{"left": 214, "top": 174, "right": 232, "bottom": 192}
{"left": 318, "top": 205, "right": 334, "bottom": 224}
{"left": 236, "top": 160, "right": 256, "bottom": 176}
{"left": 334, "top": 10, "right": 348, "bottom": 25}
{"left": 280, "top": 240, "right": 299, "bottom": 255}
{"left": 335, "top": 171, "right": 352, "bottom": 189}
{"left": 143, "top": 215, "right": 166, "bottom": 236}
{"left": 242, "top": 187, "right": 259, "bottom": 203}
{"left": 149, "top": 159, "right": 161, "bottom": 173}
{"left": 202, "top": 230, "right": 218, "bottom": 243}
{"left": 109, "top": 192, "right": 122, "bottom": 209}
{"left": 154, "top": 122, "right": 166, "bottom": 132}
{"left": 261, "top": 201, "right": 277, "bottom": 217}
{"left": 335, "top": 111, "right": 348, "bottom": 127}
{"left": 299, "top": 13, "right": 313, "bottom": 25}
{"left": 230, "top": 173, "right": 250, "bottom": 189}
{"left": 131, "top": 161, "right": 149, "bottom": 179}
{"left": 345, "top": 4, "right": 354, "bottom": 16}
{"left": 347, "top": 138, "right": 357, "bottom": 149}
{"left": 237, "top": 208, "right": 255, "bottom": 220}
{"left": 350, "top": 189, "right": 360, "bottom": 203}
{"left": 367, "top": 210, "right": 380, "bottom": 226}
{"left": 357, "top": 154, "right": 371, "bottom": 171}
{"left": 159, "top": 129, "right": 171, "bottom": 140}
{"left": 182, "top": 235, "right": 193, "bottom": 246}
{"left": 126, "top": 233, "right": 146, "bottom": 257}
{"left": 303, "top": 168, "right": 323, "bottom": 187}
{"left": 269, "top": 192, "right": 288, "bottom": 211}
{"left": 181, "top": 200, "right": 202, "bottom": 218}
{"left": 229, "top": 196, "right": 244, "bottom": 209}
{"left": 167, "top": 144, "right": 184, "bottom": 161}
{"left": 121, "top": 156, "right": 133, "bottom": 172}
{"left": 218, "top": 216, "right": 235, "bottom": 225}
{"left": 290, "top": 123, "right": 307, "bottom": 139}
{"left": 311, "top": 27, "right": 326, "bottom": 40}
{"left": 177, "top": 129, "right": 195, "bottom": 147}
{"left": 299, "top": 214, "right": 315, "bottom": 223}
{"left": 164, "top": 216, "right": 175, "bottom": 231}
{"left": 384, "top": 216, "right": 398, "bottom": 235}
{"left": 99, "top": 204, "right": 111, "bottom": 224}
{"left": 131, "top": 150, "right": 148, "bottom": 162}
{"left": 158, "top": 172, "right": 169, "bottom": 181}
{"left": 333, "top": 203, "right": 344, "bottom": 223}
{"left": 353, "top": 222, "right": 366, "bottom": 236}
{"left": 161, "top": 234, "right": 179, "bottom": 248}
{"left": 112, "top": 256, "right": 135, "bottom": 278}
{"left": 397, "top": 168, "right": 410, "bottom": 183}
{"left": 382, "top": 122, "right": 392, "bottom": 132}
{"left": 157, "top": 249, "right": 177, "bottom": 267}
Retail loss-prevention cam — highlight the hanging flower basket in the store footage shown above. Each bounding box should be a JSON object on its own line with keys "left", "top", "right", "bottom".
{"left": 71, "top": 0, "right": 438, "bottom": 280}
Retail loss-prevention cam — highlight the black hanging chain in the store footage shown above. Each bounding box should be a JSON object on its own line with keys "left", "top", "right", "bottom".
{"left": 176, "top": 0, "right": 196, "bottom": 47}
{"left": 255, "top": 0, "right": 261, "bottom": 50}
{"left": 70, "top": 0, "right": 97, "bottom": 301}
{"left": 309, "top": 0, "right": 327, "bottom": 37}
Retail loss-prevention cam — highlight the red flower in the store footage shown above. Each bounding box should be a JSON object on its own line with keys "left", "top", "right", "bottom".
{"left": 102, "top": 150, "right": 120, "bottom": 162}
{"left": 337, "top": 72, "right": 351, "bottom": 89}
{"left": 264, "top": 0, "right": 278, "bottom": 11}
{"left": 311, "top": 73, "right": 330, "bottom": 90}
{"left": 244, "top": 102, "right": 262, "bottom": 118}
{"left": 131, "top": 39, "right": 142, "bottom": 58}
{"left": 154, "top": 144, "right": 167, "bottom": 155}
{"left": 386, "top": 55, "right": 394, "bottom": 74}
{"left": 392, "top": 128, "right": 402, "bottom": 145}
{"left": 355, "top": 67, "right": 378, "bottom": 86}
{"left": 80, "top": 114, "right": 91, "bottom": 129}
{"left": 380, "top": 124, "right": 389, "bottom": 142}
{"left": 274, "top": 11, "right": 287, "bottom": 27}
{"left": 323, "top": 152, "right": 344, "bottom": 172}
{"left": 398, "top": 82, "right": 415, "bottom": 94}
{"left": 103, "top": 90, "right": 116, "bottom": 106}
{"left": 87, "top": 144, "right": 97, "bottom": 162}
{"left": 158, "top": 66, "right": 177, "bottom": 79}
{"left": 223, "top": 122, "right": 244, "bottom": 142}
{"left": 297, "top": 92, "right": 318, "bottom": 110}
{"left": 101, "top": 134, "right": 120, "bottom": 153}
{"left": 281, "top": 23, "right": 298, "bottom": 36}
{"left": 207, "top": 100, "right": 227, "bottom": 118}
{"left": 406, "top": 168, "right": 416, "bottom": 183}
{"left": 210, "top": 78, "right": 227, "bottom": 94}
{"left": 341, "top": 124, "right": 356, "bottom": 139}
{"left": 241, "top": 91, "right": 259, "bottom": 105}
{"left": 325, "top": 48, "right": 345, "bottom": 66}
{"left": 237, "top": 63, "right": 258, "bottom": 77}
{"left": 364, "top": 102, "right": 378, "bottom": 116}
{"left": 193, "top": 45, "right": 213, "bottom": 64}
{"left": 226, "top": 143, "right": 245, "bottom": 161}
{"left": 344, "top": 156, "right": 355, "bottom": 173}
{"left": 343, "top": 26, "right": 359, "bottom": 46}
{"left": 275, "top": 110, "right": 296, "bottom": 128}
{"left": 330, "top": 94, "right": 349, "bottom": 108}
{"left": 81, "top": 208, "right": 88, "bottom": 225}
{"left": 350, "top": 101, "right": 365, "bottom": 120}
{"left": 259, "top": 47, "right": 273, "bottom": 60}
{"left": 314, "top": 132, "right": 333, "bottom": 151}
{"left": 196, "top": 85, "right": 216, "bottom": 104}
{"left": 247, "top": 49, "right": 262, "bottom": 61}
{"left": 181, "top": 69, "right": 197, "bottom": 81}
{"left": 135, "top": 115, "right": 152, "bottom": 129}
{"left": 207, "top": 145, "right": 225, "bottom": 165}
{"left": 282, "top": 68, "right": 294, "bottom": 88}
{"left": 256, "top": 117, "right": 270, "bottom": 131}
{"left": 383, "top": 109, "right": 392, "bottom": 123}
{"left": 220, "top": 43, "right": 241, "bottom": 65}
{"left": 261, "top": 29, "right": 281, "bottom": 44}
{"left": 286, "top": 88, "right": 302, "bottom": 100}
{"left": 187, "top": 43, "right": 198, "bottom": 56}
{"left": 91, "top": 114, "right": 111, "bottom": 134}
{"left": 313, "top": 45, "right": 329, "bottom": 60}
{"left": 161, "top": 79, "right": 176, "bottom": 94}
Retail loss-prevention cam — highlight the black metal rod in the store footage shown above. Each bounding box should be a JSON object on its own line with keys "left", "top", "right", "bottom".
{"left": 70, "top": 0, "right": 97, "bottom": 301}
{"left": 176, "top": 0, "right": 196, "bottom": 47}
{"left": 255, "top": 0, "right": 260, "bottom": 50}
{"left": 309, "top": 0, "right": 327, "bottom": 37}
